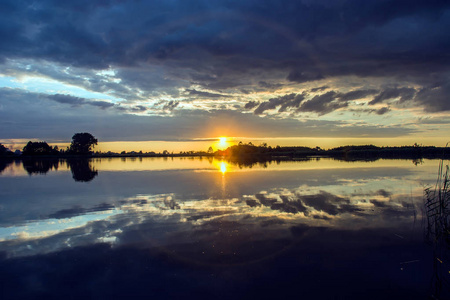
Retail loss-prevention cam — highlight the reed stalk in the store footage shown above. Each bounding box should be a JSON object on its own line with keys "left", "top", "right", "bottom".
{"left": 424, "top": 158, "right": 450, "bottom": 299}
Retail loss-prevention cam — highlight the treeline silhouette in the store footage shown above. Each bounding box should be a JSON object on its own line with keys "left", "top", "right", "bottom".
{"left": 2, "top": 139, "right": 450, "bottom": 179}
{"left": 1, "top": 132, "right": 449, "bottom": 161}
{"left": 216, "top": 143, "right": 450, "bottom": 161}
{"left": 22, "top": 141, "right": 60, "bottom": 156}
{"left": 0, "top": 132, "right": 99, "bottom": 157}
{"left": 0, "top": 143, "right": 15, "bottom": 157}
{"left": 0, "top": 133, "right": 98, "bottom": 181}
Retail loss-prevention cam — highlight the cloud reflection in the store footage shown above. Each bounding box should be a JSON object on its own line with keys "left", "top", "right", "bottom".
{"left": 0, "top": 185, "right": 419, "bottom": 259}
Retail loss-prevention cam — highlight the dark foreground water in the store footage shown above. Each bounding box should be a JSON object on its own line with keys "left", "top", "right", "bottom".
{"left": 0, "top": 157, "right": 449, "bottom": 299}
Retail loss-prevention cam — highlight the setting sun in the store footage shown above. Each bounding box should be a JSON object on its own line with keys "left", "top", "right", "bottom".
{"left": 214, "top": 136, "right": 230, "bottom": 150}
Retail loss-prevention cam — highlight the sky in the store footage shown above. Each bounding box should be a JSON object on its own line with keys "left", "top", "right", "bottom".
{"left": 1, "top": 0, "right": 450, "bottom": 151}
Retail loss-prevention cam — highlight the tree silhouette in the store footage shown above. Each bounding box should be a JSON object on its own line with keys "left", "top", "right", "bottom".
{"left": 69, "top": 133, "right": 98, "bottom": 155}
{"left": 0, "top": 143, "right": 7, "bottom": 154}
{"left": 22, "top": 141, "right": 58, "bottom": 156}
{"left": 0, "top": 143, "right": 11, "bottom": 157}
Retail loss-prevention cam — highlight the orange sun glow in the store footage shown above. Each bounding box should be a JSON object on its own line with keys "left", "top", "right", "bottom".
{"left": 217, "top": 137, "right": 228, "bottom": 149}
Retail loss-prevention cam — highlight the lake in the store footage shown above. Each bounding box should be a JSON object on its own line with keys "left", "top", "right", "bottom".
{"left": 0, "top": 157, "right": 448, "bottom": 299}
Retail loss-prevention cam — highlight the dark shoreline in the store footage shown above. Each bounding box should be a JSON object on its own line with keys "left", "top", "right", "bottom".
{"left": 2, "top": 145, "right": 450, "bottom": 162}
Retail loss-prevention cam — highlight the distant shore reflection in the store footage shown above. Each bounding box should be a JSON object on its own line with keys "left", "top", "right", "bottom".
{"left": 0, "top": 156, "right": 432, "bottom": 179}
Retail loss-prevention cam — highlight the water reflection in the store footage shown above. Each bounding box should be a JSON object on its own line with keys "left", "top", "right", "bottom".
{"left": 220, "top": 161, "right": 227, "bottom": 174}
{"left": 22, "top": 158, "right": 60, "bottom": 174}
{"left": 0, "top": 157, "right": 447, "bottom": 299}
{"left": 9, "top": 158, "right": 99, "bottom": 182}
{"left": 0, "top": 158, "right": 431, "bottom": 252}
{"left": 66, "top": 159, "right": 98, "bottom": 182}
{"left": 225, "top": 156, "right": 272, "bottom": 169}
{"left": 0, "top": 159, "right": 13, "bottom": 174}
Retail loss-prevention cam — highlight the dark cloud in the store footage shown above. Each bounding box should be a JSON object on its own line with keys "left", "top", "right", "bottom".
{"left": 250, "top": 89, "right": 381, "bottom": 116}
{"left": 313, "top": 215, "right": 332, "bottom": 220}
{"left": 43, "top": 92, "right": 150, "bottom": 114}
{"left": 254, "top": 93, "right": 306, "bottom": 114}
{"left": 260, "top": 218, "right": 285, "bottom": 227}
{"left": 244, "top": 101, "right": 259, "bottom": 109}
{"left": 90, "top": 100, "right": 116, "bottom": 109}
{"left": 278, "top": 93, "right": 307, "bottom": 112}
{"left": 298, "top": 91, "right": 347, "bottom": 115}
{"left": 338, "top": 89, "right": 379, "bottom": 101}
{"left": 375, "top": 106, "right": 391, "bottom": 115}
{"left": 370, "top": 200, "right": 388, "bottom": 208}
{"left": 46, "top": 94, "right": 85, "bottom": 106}
{"left": 0, "top": 0, "right": 447, "bottom": 92}
{"left": 417, "top": 116, "right": 450, "bottom": 125}
{"left": 369, "top": 87, "right": 416, "bottom": 105}
{"left": 377, "top": 189, "right": 391, "bottom": 198}
{"left": 310, "top": 86, "right": 329, "bottom": 92}
{"left": 130, "top": 105, "right": 148, "bottom": 112}
{"left": 258, "top": 81, "right": 283, "bottom": 90}
{"left": 162, "top": 101, "right": 180, "bottom": 111}
{"left": 414, "top": 82, "right": 450, "bottom": 112}
{"left": 46, "top": 94, "right": 114, "bottom": 109}
{"left": 246, "top": 199, "right": 261, "bottom": 207}
{"left": 287, "top": 71, "right": 324, "bottom": 83}
{"left": 115, "top": 105, "right": 149, "bottom": 113}
{"left": 349, "top": 107, "right": 391, "bottom": 115}
{"left": 185, "top": 89, "right": 230, "bottom": 98}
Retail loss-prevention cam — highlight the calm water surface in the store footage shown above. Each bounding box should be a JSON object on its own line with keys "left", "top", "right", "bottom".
{"left": 0, "top": 157, "right": 448, "bottom": 299}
